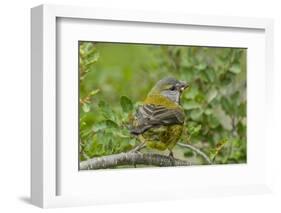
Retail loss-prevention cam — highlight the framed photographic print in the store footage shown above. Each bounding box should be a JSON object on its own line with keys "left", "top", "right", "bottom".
{"left": 78, "top": 42, "right": 246, "bottom": 169}
{"left": 31, "top": 4, "right": 274, "bottom": 208}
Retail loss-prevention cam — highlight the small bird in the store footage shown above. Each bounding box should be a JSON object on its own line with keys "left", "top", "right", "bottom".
{"left": 130, "top": 77, "right": 188, "bottom": 159}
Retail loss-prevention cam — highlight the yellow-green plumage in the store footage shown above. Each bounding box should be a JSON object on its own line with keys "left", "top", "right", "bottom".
{"left": 130, "top": 77, "right": 188, "bottom": 156}
{"left": 142, "top": 94, "right": 184, "bottom": 151}
{"left": 144, "top": 124, "right": 183, "bottom": 151}
{"left": 144, "top": 94, "right": 179, "bottom": 109}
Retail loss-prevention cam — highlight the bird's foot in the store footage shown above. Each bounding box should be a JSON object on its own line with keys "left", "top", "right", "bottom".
{"left": 168, "top": 151, "right": 176, "bottom": 166}
{"left": 130, "top": 142, "right": 146, "bottom": 153}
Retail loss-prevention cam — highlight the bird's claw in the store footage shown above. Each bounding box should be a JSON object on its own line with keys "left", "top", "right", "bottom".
{"left": 168, "top": 151, "right": 175, "bottom": 166}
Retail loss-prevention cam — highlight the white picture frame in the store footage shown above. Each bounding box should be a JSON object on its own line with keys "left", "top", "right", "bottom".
{"left": 31, "top": 4, "right": 274, "bottom": 208}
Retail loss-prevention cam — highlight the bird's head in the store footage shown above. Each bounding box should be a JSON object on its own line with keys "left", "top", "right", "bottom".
{"left": 148, "top": 77, "right": 189, "bottom": 104}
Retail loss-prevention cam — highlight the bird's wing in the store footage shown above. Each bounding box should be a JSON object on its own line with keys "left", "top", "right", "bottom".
{"left": 130, "top": 104, "right": 184, "bottom": 135}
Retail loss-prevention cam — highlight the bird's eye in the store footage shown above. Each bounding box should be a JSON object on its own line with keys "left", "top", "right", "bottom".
{"left": 170, "top": 86, "right": 176, "bottom": 91}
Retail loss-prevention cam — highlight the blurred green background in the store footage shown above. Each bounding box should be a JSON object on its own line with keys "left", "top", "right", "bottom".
{"left": 79, "top": 41, "right": 247, "bottom": 166}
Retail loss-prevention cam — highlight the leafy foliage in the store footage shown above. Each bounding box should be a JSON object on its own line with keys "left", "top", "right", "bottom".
{"left": 79, "top": 42, "right": 247, "bottom": 165}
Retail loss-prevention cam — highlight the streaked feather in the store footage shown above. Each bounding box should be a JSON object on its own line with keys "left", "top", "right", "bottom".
{"left": 130, "top": 104, "right": 184, "bottom": 135}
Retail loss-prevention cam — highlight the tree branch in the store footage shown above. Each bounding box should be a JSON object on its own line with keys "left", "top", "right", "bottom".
{"left": 177, "top": 142, "right": 212, "bottom": 164}
{"left": 80, "top": 152, "right": 192, "bottom": 170}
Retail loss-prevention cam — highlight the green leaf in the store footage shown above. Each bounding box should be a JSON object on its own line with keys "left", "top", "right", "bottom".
{"left": 195, "top": 93, "right": 205, "bottom": 103}
{"left": 98, "top": 100, "right": 106, "bottom": 108}
{"left": 105, "top": 119, "right": 119, "bottom": 128}
{"left": 193, "top": 124, "right": 202, "bottom": 134}
{"left": 219, "top": 73, "right": 232, "bottom": 85}
{"left": 80, "top": 127, "right": 93, "bottom": 138}
{"left": 207, "top": 114, "right": 220, "bottom": 129}
{"left": 237, "top": 121, "right": 246, "bottom": 136}
{"left": 195, "top": 63, "right": 207, "bottom": 71}
{"left": 231, "top": 91, "right": 240, "bottom": 103}
{"left": 183, "top": 100, "right": 201, "bottom": 110}
{"left": 90, "top": 89, "right": 100, "bottom": 96}
{"left": 92, "top": 119, "right": 118, "bottom": 133}
{"left": 238, "top": 102, "right": 246, "bottom": 117}
{"left": 221, "top": 97, "right": 233, "bottom": 114}
{"left": 203, "top": 68, "right": 216, "bottom": 82}
{"left": 92, "top": 121, "right": 107, "bottom": 132}
{"left": 190, "top": 109, "right": 203, "bottom": 121}
{"left": 120, "top": 96, "right": 133, "bottom": 113}
{"left": 98, "top": 100, "right": 115, "bottom": 120}
{"left": 206, "top": 89, "right": 218, "bottom": 103}
{"left": 181, "top": 67, "right": 194, "bottom": 82}
{"left": 204, "top": 108, "right": 213, "bottom": 115}
{"left": 88, "top": 52, "right": 100, "bottom": 64}
{"left": 184, "top": 86, "right": 199, "bottom": 99}
{"left": 184, "top": 150, "right": 194, "bottom": 157}
{"left": 229, "top": 63, "right": 241, "bottom": 74}
{"left": 82, "top": 103, "right": 90, "bottom": 112}
{"left": 181, "top": 58, "right": 193, "bottom": 68}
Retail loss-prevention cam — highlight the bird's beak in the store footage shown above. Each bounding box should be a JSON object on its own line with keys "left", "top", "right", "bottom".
{"left": 179, "top": 81, "right": 189, "bottom": 92}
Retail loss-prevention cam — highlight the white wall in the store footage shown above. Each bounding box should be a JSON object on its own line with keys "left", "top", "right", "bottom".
{"left": 0, "top": 0, "right": 280, "bottom": 212}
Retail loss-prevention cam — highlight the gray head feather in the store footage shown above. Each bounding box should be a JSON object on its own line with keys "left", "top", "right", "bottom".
{"left": 149, "top": 77, "right": 188, "bottom": 104}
